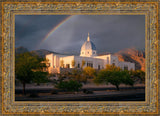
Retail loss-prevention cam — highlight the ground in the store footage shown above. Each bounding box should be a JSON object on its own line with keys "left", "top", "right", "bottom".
{"left": 15, "top": 83, "right": 145, "bottom": 101}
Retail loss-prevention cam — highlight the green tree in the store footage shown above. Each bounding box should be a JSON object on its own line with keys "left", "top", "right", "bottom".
{"left": 122, "top": 71, "right": 134, "bottom": 86}
{"left": 32, "top": 71, "right": 49, "bottom": 85}
{"left": 131, "top": 70, "right": 145, "bottom": 84}
{"left": 15, "top": 52, "right": 48, "bottom": 95}
{"left": 94, "top": 69, "right": 134, "bottom": 91}
{"left": 94, "top": 69, "right": 108, "bottom": 84}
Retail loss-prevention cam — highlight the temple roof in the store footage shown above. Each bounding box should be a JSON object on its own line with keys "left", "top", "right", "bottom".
{"left": 81, "top": 33, "right": 96, "bottom": 51}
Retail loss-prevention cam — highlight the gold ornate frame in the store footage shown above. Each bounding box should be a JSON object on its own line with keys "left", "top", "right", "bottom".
{"left": 1, "top": 1, "right": 159, "bottom": 115}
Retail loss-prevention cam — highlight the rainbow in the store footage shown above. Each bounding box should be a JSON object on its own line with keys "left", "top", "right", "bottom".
{"left": 38, "top": 15, "right": 73, "bottom": 47}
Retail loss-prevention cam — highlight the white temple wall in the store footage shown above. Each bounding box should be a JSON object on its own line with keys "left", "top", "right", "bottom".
{"left": 60, "top": 56, "right": 75, "bottom": 68}
{"left": 80, "top": 49, "right": 97, "bottom": 57}
{"left": 46, "top": 53, "right": 67, "bottom": 68}
{"left": 46, "top": 53, "right": 135, "bottom": 74}
{"left": 74, "top": 56, "right": 104, "bottom": 69}
{"left": 118, "top": 61, "right": 135, "bottom": 70}
{"left": 46, "top": 54, "right": 54, "bottom": 68}
{"left": 110, "top": 55, "right": 119, "bottom": 67}
{"left": 54, "top": 55, "right": 60, "bottom": 68}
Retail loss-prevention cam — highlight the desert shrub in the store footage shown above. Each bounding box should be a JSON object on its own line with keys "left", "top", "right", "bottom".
{"left": 55, "top": 80, "right": 82, "bottom": 92}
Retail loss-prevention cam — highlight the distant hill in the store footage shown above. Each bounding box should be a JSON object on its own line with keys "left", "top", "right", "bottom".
{"left": 98, "top": 48, "right": 145, "bottom": 71}
{"left": 15, "top": 47, "right": 63, "bottom": 58}
{"left": 15, "top": 46, "right": 28, "bottom": 54}
{"left": 114, "top": 48, "right": 145, "bottom": 71}
{"left": 31, "top": 49, "right": 60, "bottom": 58}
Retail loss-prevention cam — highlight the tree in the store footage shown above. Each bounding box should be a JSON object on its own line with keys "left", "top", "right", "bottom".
{"left": 15, "top": 52, "right": 48, "bottom": 95}
{"left": 131, "top": 70, "right": 145, "bottom": 84}
{"left": 121, "top": 70, "right": 134, "bottom": 86}
{"left": 83, "top": 67, "right": 96, "bottom": 79}
{"left": 71, "top": 60, "right": 75, "bottom": 68}
{"left": 106, "top": 64, "right": 122, "bottom": 71}
{"left": 94, "top": 69, "right": 134, "bottom": 91}
{"left": 94, "top": 69, "right": 108, "bottom": 84}
{"left": 69, "top": 69, "right": 87, "bottom": 83}
{"left": 81, "top": 60, "right": 86, "bottom": 68}
{"left": 32, "top": 71, "right": 49, "bottom": 85}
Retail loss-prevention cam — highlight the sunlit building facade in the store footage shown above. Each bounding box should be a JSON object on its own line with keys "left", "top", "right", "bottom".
{"left": 46, "top": 33, "right": 135, "bottom": 74}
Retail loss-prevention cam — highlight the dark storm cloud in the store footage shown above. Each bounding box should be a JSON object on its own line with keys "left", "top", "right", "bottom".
{"left": 15, "top": 15, "right": 70, "bottom": 50}
{"left": 15, "top": 15, "right": 145, "bottom": 54}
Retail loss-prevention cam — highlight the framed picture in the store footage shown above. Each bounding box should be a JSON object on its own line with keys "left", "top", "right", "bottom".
{"left": 1, "top": 1, "right": 159, "bottom": 115}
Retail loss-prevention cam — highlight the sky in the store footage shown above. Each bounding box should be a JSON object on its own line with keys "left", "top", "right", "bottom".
{"left": 15, "top": 15, "right": 145, "bottom": 55}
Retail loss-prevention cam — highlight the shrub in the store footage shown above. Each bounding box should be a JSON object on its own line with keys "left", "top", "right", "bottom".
{"left": 69, "top": 69, "right": 87, "bottom": 83}
{"left": 83, "top": 67, "right": 96, "bottom": 79}
{"left": 106, "top": 64, "right": 122, "bottom": 71}
{"left": 55, "top": 80, "right": 82, "bottom": 92}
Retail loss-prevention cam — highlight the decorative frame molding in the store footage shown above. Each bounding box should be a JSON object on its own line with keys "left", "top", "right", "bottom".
{"left": 1, "top": 1, "right": 159, "bottom": 114}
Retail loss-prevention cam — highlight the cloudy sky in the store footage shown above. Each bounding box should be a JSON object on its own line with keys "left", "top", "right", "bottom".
{"left": 15, "top": 15, "right": 145, "bottom": 55}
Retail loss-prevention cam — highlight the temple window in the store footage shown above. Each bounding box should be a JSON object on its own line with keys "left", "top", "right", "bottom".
{"left": 107, "top": 57, "right": 109, "bottom": 64}
{"left": 98, "top": 65, "right": 100, "bottom": 70}
{"left": 66, "top": 64, "right": 70, "bottom": 68}
{"left": 124, "top": 66, "right": 128, "bottom": 70}
{"left": 87, "top": 62, "right": 93, "bottom": 67}
{"left": 78, "top": 63, "right": 80, "bottom": 68}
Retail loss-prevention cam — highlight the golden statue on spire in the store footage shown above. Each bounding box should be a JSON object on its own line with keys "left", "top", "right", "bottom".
{"left": 87, "top": 32, "right": 90, "bottom": 41}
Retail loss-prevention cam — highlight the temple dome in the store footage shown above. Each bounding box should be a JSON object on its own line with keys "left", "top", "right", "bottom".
{"left": 81, "top": 41, "right": 96, "bottom": 51}
{"left": 80, "top": 33, "right": 97, "bottom": 57}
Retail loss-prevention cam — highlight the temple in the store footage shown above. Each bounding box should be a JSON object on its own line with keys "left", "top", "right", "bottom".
{"left": 46, "top": 33, "right": 135, "bottom": 73}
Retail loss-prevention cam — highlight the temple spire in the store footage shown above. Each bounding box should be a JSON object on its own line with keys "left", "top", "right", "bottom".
{"left": 87, "top": 32, "right": 90, "bottom": 41}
